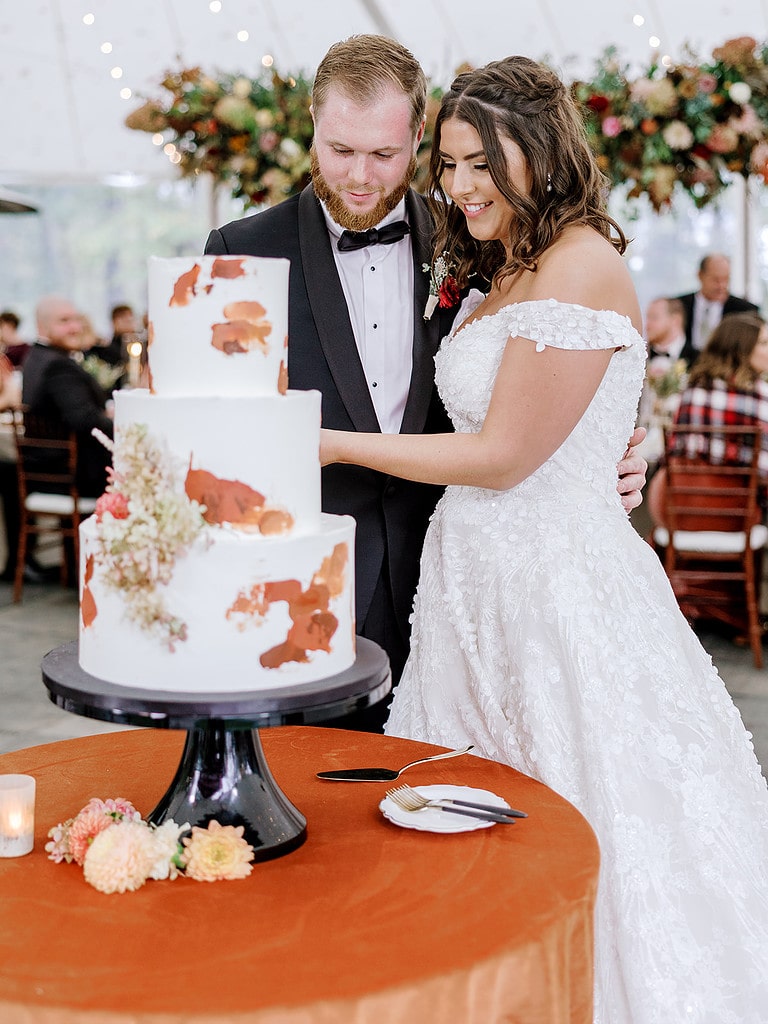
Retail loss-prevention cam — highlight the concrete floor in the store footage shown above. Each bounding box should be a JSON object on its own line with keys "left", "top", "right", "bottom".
{"left": 1, "top": 567, "right": 766, "bottom": 775}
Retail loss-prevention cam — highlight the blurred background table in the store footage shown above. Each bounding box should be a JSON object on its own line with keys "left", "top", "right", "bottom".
{"left": 0, "top": 726, "right": 599, "bottom": 1024}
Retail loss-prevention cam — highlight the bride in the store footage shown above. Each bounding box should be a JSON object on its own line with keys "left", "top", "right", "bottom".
{"left": 321, "top": 55, "right": 768, "bottom": 1022}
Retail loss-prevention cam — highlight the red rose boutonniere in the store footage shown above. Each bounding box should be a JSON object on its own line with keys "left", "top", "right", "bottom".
{"left": 423, "top": 252, "right": 459, "bottom": 321}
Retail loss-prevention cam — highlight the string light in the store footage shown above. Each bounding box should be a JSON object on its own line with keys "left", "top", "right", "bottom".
{"left": 100, "top": 42, "right": 112, "bottom": 54}
{"left": 237, "top": 29, "right": 249, "bottom": 42}
{"left": 661, "top": 54, "right": 672, "bottom": 67}
{"left": 152, "top": 133, "right": 164, "bottom": 146}
{"left": 649, "top": 36, "right": 660, "bottom": 48}
{"left": 209, "top": 0, "right": 222, "bottom": 10}
{"left": 120, "top": 87, "right": 132, "bottom": 99}
{"left": 110, "top": 67, "right": 123, "bottom": 79}
{"left": 262, "top": 54, "right": 274, "bottom": 67}
{"left": 632, "top": 14, "right": 644, "bottom": 27}
{"left": 82, "top": 13, "right": 95, "bottom": 25}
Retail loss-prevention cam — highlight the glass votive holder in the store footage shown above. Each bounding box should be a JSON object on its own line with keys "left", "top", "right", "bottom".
{"left": 0, "top": 774, "right": 36, "bottom": 857}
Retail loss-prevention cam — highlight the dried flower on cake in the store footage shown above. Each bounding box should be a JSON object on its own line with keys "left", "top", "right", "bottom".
{"left": 90, "top": 423, "right": 207, "bottom": 648}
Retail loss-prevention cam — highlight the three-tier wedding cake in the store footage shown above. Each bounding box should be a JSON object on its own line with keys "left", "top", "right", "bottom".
{"left": 78, "top": 255, "right": 356, "bottom": 692}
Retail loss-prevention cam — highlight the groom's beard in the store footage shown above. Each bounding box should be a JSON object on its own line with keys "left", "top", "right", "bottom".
{"left": 310, "top": 147, "right": 417, "bottom": 231}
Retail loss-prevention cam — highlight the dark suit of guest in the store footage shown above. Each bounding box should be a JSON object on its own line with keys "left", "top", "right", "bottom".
{"left": 206, "top": 184, "right": 456, "bottom": 722}
{"left": 676, "top": 292, "right": 759, "bottom": 366}
{"left": 22, "top": 343, "right": 113, "bottom": 497}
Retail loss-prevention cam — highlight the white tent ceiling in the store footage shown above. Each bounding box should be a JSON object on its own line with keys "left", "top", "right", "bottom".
{"left": 2, "top": 0, "right": 768, "bottom": 185}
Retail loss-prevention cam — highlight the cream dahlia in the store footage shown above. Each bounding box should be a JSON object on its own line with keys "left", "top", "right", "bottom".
{"left": 181, "top": 820, "right": 254, "bottom": 881}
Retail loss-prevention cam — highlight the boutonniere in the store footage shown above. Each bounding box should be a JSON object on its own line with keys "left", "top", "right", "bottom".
{"left": 422, "top": 252, "right": 459, "bottom": 321}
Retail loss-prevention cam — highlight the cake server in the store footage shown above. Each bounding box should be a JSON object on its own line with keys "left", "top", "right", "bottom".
{"left": 316, "top": 744, "right": 474, "bottom": 781}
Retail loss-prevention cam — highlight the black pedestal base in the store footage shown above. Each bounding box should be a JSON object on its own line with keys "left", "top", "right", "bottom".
{"left": 41, "top": 638, "right": 390, "bottom": 861}
{"left": 147, "top": 725, "right": 307, "bottom": 859}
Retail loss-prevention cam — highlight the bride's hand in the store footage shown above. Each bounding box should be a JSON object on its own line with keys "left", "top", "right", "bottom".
{"left": 617, "top": 426, "right": 648, "bottom": 511}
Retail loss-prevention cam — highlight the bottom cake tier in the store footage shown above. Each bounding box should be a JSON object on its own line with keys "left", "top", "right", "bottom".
{"left": 79, "top": 513, "right": 356, "bottom": 692}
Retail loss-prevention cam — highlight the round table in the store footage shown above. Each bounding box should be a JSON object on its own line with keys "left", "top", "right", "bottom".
{"left": 0, "top": 727, "right": 599, "bottom": 1024}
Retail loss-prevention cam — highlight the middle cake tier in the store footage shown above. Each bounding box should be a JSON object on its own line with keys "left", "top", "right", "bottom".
{"left": 114, "top": 388, "right": 322, "bottom": 535}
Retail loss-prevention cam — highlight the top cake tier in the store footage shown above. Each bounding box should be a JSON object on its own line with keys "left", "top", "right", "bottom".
{"left": 147, "top": 255, "right": 290, "bottom": 397}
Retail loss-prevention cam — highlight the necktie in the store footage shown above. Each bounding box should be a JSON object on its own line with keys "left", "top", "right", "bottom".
{"left": 337, "top": 221, "right": 410, "bottom": 252}
{"left": 697, "top": 303, "right": 715, "bottom": 350}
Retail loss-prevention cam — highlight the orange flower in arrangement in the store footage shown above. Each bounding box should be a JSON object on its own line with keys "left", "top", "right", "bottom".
{"left": 126, "top": 66, "right": 315, "bottom": 209}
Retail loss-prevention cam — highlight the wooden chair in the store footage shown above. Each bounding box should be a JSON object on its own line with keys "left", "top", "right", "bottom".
{"left": 652, "top": 424, "right": 767, "bottom": 668}
{"left": 11, "top": 408, "right": 98, "bottom": 603}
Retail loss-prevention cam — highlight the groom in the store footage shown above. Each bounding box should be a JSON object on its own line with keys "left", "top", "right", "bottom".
{"left": 205, "top": 34, "right": 647, "bottom": 729}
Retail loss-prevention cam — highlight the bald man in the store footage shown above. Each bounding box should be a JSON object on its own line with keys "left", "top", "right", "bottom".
{"left": 676, "top": 253, "right": 758, "bottom": 364}
{"left": 22, "top": 295, "right": 113, "bottom": 497}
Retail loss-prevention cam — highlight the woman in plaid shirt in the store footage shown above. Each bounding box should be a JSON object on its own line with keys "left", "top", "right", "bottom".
{"left": 649, "top": 311, "right": 768, "bottom": 523}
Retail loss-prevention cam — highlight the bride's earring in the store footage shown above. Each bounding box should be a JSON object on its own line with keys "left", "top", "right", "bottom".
{"left": 546, "top": 174, "right": 553, "bottom": 193}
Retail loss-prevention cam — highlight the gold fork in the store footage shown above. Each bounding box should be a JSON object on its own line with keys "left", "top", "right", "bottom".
{"left": 386, "top": 783, "right": 524, "bottom": 824}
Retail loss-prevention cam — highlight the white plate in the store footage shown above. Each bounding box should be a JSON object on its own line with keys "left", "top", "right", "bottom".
{"left": 379, "top": 784, "right": 512, "bottom": 834}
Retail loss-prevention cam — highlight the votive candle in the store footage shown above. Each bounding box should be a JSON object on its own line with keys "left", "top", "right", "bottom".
{"left": 127, "top": 339, "right": 143, "bottom": 388}
{"left": 0, "top": 774, "right": 36, "bottom": 857}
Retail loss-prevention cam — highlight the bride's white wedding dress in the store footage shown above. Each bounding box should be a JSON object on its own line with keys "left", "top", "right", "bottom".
{"left": 385, "top": 296, "right": 768, "bottom": 1024}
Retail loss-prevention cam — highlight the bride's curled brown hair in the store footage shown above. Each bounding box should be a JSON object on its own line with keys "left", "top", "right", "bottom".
{"left": 427, "top": 55, "right": 627, "bottom": 289}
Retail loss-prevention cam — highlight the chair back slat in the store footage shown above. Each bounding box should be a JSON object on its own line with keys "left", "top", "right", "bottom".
{"left": 662, "top": 425, "right": 762, "bottom": 534}
{"left": 9, "top": 406, "right": 93, "bottom": 603}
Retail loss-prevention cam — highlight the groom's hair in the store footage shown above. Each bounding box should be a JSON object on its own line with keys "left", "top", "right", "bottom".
{"left": 312, "top": 34, "right": 426, "bottom": 136}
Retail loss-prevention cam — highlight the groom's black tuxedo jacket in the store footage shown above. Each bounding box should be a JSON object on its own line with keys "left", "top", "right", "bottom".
{"left": 205, "top": 184, "right": 455, "bottom": 643}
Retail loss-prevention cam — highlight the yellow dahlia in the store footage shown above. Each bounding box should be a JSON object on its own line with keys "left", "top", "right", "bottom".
{"left": 181, "top": 820, "right": 254, "bottom": 881}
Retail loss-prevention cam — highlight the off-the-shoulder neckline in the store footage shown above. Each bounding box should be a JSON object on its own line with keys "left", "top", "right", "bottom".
{"left": 452, "top": 297, "right": 643, "bottom": 344}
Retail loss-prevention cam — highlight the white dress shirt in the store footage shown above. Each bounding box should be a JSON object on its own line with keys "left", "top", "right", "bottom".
{"left": 321, "top": 199, "right": 414, "bottom": 434}
{"left": 693, "top": 295, "right": 723, "bottom": 351}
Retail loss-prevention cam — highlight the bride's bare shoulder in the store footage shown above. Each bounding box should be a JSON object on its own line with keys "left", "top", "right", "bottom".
{"left": 529, "top": 227, "right": 641, "bottom": 330}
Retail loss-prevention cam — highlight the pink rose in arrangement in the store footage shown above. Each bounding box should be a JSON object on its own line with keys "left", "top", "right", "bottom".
{"left": 697, "top": 74, "right": 718, "bottom": 94}
{"left": 95, "top": 491, "right": 130, "bottom": 523}
{"left": 601, "top": 115, "right": 623, "bottom": 138}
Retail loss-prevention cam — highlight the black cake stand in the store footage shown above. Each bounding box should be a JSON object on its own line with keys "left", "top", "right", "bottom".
{"left": 40, "top": 638, "right": 390, "bottom": 861}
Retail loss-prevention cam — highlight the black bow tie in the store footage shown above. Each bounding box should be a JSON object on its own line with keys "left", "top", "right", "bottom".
{"left": 337, "top": 221, "right": 410, "bottom": 252}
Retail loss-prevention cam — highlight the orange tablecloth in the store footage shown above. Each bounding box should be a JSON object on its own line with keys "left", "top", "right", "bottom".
{"left": 0, "top": 727, "right": 599, "bottom": 1024}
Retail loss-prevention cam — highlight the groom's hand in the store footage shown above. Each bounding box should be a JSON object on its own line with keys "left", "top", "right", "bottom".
{"left": 617, "top": 426, "right": 648, "bottom": 512}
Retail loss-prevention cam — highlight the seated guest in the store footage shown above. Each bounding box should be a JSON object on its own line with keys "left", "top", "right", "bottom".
{"left": 0, "top": 310, "right": 30, "bottom": 368}
{"left": 675, "top": 253, "right": 758, "bottom": 368}
{"left": 0, "top": 352, "right": 22, "bottom": 581}
{"left": 645, "top": 296, "right": 689, "bottom": 365}
{"left": 648, "top": 311, "right": 768, "bottom": 527}
{"left": 94, "top": 303, "right": 138, "bottom": 369}
{"left": 22, "top": 295, "right": 113, "bottom": 498}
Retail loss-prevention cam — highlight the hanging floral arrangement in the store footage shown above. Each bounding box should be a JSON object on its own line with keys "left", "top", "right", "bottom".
{"left": 572, "top": 36, "right": 768, "bottom": 211}
{"left": 125, "top": 66, "right": 315, "bottom": 208}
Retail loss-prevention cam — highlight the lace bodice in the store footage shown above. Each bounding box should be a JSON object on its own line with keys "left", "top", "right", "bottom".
{"left": 435, "top": 296, "right": 647, "bottom": 513}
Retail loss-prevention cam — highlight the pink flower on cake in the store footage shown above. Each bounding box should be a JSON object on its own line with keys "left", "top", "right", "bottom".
{"left": 95, "top": 491, "right": 129, "bottom": 523}
{"left": 181, "top": 820, "right": 254, "bottom": 881}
